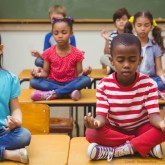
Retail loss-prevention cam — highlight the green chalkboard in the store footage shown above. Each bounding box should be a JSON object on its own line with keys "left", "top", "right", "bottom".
{"left": 0, "top": 0, "right": 165, "bottom": 21}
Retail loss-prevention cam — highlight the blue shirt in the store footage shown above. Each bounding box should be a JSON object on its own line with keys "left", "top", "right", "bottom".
{"left": 0, "top": 69, "right": 20, "bottom": 129}
{"left": 138, "top": 39, "right": 162, "bottom": 77}
{"left": 43, "top": 32, "right": 76, "bottom": 50}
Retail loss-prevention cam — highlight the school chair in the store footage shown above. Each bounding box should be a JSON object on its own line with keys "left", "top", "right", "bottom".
{"left": 21, "top": 102, "right": 74, "bottom": 137}
{"left": 1, "top": 103, "right": 70, "bottom": 165}
{"left": 20, "top": 103, "right": 50, "bottom": 134}
{"left": 49, "top": 117, "right": 73, "bottom": 137}
{"left": 68, "top": 137, "right": 165, "bottom": 165}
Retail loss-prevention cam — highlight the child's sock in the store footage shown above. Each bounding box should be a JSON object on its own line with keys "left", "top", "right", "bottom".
{"left": 70, "top": 90, "right": 81, "bottom": 101}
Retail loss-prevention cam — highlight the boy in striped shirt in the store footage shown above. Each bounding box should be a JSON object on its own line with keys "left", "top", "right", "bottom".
{"left": 85, "top": 33, "right": 165, "bottom": 161}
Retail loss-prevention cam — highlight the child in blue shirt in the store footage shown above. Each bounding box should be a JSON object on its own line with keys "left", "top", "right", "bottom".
{"left": 124, "top": 11, "right": 165, "bottom": 91}
{"left": 0, "top": 37, "right": 31, "bottom": 163}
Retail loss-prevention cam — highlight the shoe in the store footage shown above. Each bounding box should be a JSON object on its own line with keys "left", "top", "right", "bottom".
{"left": 149, "top": 144, "right": 163, "bottom": 159}
{"left": 87, "top": 143, "right": 114, "bottom": 161}
{"left": 31, "top": 90, "right": 56, "bottom": 101}
{"left": 114, "top": 141, "right": 134, "bottom": 157}
{"left": 18, "top": 148, "right": 29, "bottom": 164}
{"left": 70, "top": 90, "right": 81, "bottom": 101}
{"left": 106, "top": 66, "right": 111, "bottom": 75}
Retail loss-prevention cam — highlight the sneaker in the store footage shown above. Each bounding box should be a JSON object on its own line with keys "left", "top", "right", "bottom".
{"left": 114, "top": 141, "right": 134, "bottom": 157}
{"left": 18, "top": 148, "right": 29, "bottom": 164}
{"left": 70, "top": 90, "right": 81, "bottom": 101}
{"left": 149, "top": 144, "right": 163, "bottom": 159}
{"left": 87, "top": 143, "right": 114, "bottom": 161}
{"left": 31, "top": 90, "right": 56, "bottom": 101}
{"left": 106, "top": 66, "right": 111, "bottom": 75}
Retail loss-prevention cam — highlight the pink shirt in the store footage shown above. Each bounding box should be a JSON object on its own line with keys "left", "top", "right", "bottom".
{"left": 42, "top": 46, "right": 84, "bottom": 82}
{"left": 96, "top": 72, "right": 159, "bottom": 131}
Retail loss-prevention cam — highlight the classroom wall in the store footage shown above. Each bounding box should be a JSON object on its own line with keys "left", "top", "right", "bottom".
{"left": 0, "top": 24, "right": 108, "bottom": 77}
{"left": 1, "top": 23, "right": 165, "bottom": 78}
{"left": 1, "top": 30, "right": 104, "bottom": 75}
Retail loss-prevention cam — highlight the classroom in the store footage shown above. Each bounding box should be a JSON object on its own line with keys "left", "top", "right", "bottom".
{"left": 0, "top": 0, "right": 165, "bottom": 164}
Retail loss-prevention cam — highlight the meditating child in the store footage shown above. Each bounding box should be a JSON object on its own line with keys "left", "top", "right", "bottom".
{"left": 124, "top": 11, "right": 165, "bottom": 91}
{"left": 0, "top": 35, "right": 31, "bottom": 163}
{"left": 32, "top": 5, "right": 76, "bottom": 67}
{"left": 30, "top": 17, "right": 91, "bottom": 101}
{"left": 100, "top": 8, "right": 130, "bottom": 74}
{"left": 84, "top": 33, "right": 165, "bottom": 162}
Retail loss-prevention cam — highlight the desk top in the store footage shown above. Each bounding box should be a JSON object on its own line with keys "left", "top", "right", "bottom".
{"left": 158, "top": 99, "right": 165, "bottom": 105}
{"left": 18, "top": 69, "right": 32, "bottom": 79}
{"left": 2, "top": 135, "right": 70, "bottom": 165}
{"left": 19, "top": 89, "right": 96, "bottom": 105}
{"left": 68, "top": 137, "right": 165, "bottom": 165}
{"left": 89, "top": 68, "right": 107, "bottom": 79}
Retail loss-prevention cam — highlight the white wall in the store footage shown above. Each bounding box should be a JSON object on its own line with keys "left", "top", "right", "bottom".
{"left": 1, "top": 23, "right": 165, "bottom": 77}
{"left": 1, "top": 30, "right": 104, "bottom": 76}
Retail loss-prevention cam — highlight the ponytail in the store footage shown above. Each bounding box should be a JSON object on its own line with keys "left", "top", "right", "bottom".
{"left": 152, "top": 26, "right": 165, "bottom": 53}
{"left": 125, "top": 11, "right": 165, "bottom": 53}
{"left": 124, "top": 21, "right": 133, "bottom": 34}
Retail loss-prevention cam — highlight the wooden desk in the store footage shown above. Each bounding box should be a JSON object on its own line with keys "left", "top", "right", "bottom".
{"left": 18, "top": 89, "right": 97, "bottom": 136}
{"left": 18, "top": 69, "right": 32, "bottom": 84}
{"left": 2, "top": 135, "right": 70, "bottom": 165}
{"left": 89, "top": 68, "right": 107, "bottom": 88}
{"left": 158, "top": 99, "right": 165, "bottom": 108}
{"left": 68, "top": 137, "right": 165, "bottom": 165}
{"left": 19, "top": 89, "right": 96, "bottom": 106}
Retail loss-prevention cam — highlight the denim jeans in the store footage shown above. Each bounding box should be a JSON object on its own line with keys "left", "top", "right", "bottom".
{"left": 35, "top": 56, "right": 44, "bottom": 67}
{"left": 0, "top": 128, "right": 31, "bottom": 161}
{"left": 152, "top": 76, "right": 165, "bottom": 91}
{"left": 30, "top": 75, "right": 91, "bottom": 97}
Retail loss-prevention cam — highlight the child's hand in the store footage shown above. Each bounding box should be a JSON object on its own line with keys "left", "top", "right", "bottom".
{"left": 84, "top": 113, "right": 100, "bottom": 129}
{"left": 0, "top": 44, "right": 4, "bottom": 55}
{"left": 31, "top": 50, "right": 41, "bottom": 57}
{"left": 31, "top": 68, "right": 42, "bottom": 77}
{"left": 159, "top": 118, "right": 165, "bottom": 133}
{"left": 3, "top": 116, "right": 21, "bottom": 131}
{"left": 100, "top": 30, "right": 109, "bottom": 40}
{"left": 160, "top": 74, "right": 165, "bottom": 83}
{"left": 83, "top": 66, "right": 92, "bottom": 75}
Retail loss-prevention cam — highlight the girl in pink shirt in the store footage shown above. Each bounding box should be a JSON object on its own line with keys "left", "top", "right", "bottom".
{"left": 30, "top": 17, "right": 91, "bottom": 101}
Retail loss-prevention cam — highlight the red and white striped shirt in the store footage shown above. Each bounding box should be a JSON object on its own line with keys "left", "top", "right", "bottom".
{"left": 96, "top": 72, "right": 160, "bottom": 131}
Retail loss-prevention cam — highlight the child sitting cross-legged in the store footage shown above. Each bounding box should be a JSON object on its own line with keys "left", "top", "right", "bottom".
{"left": 84, "top": 33, "right": 165, "bottom": 162}
{"left": 30, "top": 17, "right": 91, "bottom": 101}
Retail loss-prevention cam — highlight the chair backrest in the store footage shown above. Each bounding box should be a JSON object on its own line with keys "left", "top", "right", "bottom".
{"left": 20, "top": 103, "right": 50, "bottom": 134}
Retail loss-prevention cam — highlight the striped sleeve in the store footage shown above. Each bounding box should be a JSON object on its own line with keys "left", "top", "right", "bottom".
{"left": 144, "top": 79, "right": 160, "bottom": 114}
{"left": 96, "top": 79, "right": 110, "bottom": 116}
